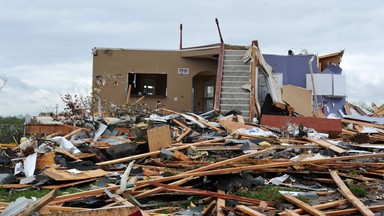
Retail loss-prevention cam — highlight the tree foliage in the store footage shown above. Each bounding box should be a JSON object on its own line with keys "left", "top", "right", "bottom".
{"left": 0, "top": 116, "right": 24, "bottom": 143}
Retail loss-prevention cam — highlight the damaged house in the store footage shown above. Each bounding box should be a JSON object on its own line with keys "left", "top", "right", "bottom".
{"left": 92, "top": 33, "right": 346, "bottom": 123}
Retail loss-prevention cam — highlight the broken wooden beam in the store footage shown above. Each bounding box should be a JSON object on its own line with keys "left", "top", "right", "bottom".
{"left": 304, "top": 137, "right": 346, "bottom": 154}
{"left": 235, "top": 205, "right": 265, "bottom": 216}
{"left": 281, "top": 194, "right": 325, "bottom": 216}
{"left": 20, "top": 189, "right": 58, "bottom": 216}
{"left": 330, "top": 170, "right": 374, "bottom": 216}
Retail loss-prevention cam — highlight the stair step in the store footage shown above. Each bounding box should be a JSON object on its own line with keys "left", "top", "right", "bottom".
{"left": 224, "top": 50, "right": 248, "bottom": 55}
{"left": 223, "top": 65, "right": 250, "bottom": 70}
{"left": 221, "top": 92, "right": 249, "bottom": 98}
{"left": 222, "top": 75, "right": 249, "bottom": 82}
{"left": 221, "top": 81, "right": 249, "bottom": 87}
{"left": 221, "top": 87, "right": 249, "bottom": 93}
{"left": 220, "top": 100, "right": 250, "bottom": 105}
{"left": 224, "top": 59, "right": 250, "bottom": 66}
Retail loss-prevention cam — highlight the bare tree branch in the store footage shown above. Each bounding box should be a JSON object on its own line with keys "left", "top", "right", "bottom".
{"left": 0, "top": 74, "right": 9, "bottom": 90}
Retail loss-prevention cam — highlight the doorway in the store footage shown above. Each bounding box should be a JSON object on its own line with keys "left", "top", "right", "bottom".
{"left": 192, "top": 72, "right": 216, "bottom": 113}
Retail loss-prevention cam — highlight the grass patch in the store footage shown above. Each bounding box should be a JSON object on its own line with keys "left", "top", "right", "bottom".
{"left": 349, "top": 184, "right": 368, "bottom": 197}
{"left": 236, "top": 185, "right": 301, "bottom": 202}
{"left": 0, "top": 188, "right": 51, "bottom": 202}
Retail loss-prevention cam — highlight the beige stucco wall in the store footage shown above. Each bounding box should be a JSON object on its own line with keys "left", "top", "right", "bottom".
{"left": 92, "top": 48, "right": 219, "bottom": 112}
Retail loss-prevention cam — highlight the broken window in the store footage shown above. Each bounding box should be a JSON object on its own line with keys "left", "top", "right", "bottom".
{"left": 128, "top": 73, "right": 167, "bottom": 97}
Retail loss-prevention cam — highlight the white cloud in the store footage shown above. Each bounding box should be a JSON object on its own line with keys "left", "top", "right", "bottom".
{"left": 0, "top": 62, "right": 91, "bottom": 116}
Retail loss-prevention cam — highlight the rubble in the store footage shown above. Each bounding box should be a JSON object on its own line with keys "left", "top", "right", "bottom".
{"left": 1, "top": 100, "right": 384, "bottom": 216}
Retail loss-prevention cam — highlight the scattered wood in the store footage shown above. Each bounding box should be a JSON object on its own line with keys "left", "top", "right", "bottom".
{"left": 172, "top": 150, "right": 191, "bottom": 161}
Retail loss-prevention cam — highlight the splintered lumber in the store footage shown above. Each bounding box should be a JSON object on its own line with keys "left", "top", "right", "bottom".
{"left": 172, "top": 150, "right": 191, "bottom": 161}
{"left": 278, "top": 199, "right": 348, "bottom": 215}
{"left": 96, "top": 136, "right": 232, "bottom": 166}
{"left": 39, "top": 206, "right": 87, "bottom": 215}
{"left": 43, "top": 167, "right": 107, "bottom": 181}
{"left": 49, "top": 185, "right": 121, "bottom": 205}
{"left": 217, "top": 190, "right": 226, "bottom": 216}
{"left": 147, "top": 124, "right": 172, "bottom": 152}
{"left": 284, "top": 209, "right": 300, "bottom": 216}
{"left": 202, "top": 200, "right": 216, "bottom": 216}
{"left": 330, "top": 170, "right": 374, "bottom": 216}
{"left": 324, "top": 204, "right": 384, "bottom": 215}
{"left": 55, "top": 147, "right": 81, "bottom": 161}
{"left": 173, "top": 119, "right": 192, "bottom": 142}
{"left": 304, "top": 137, "right": 346, "bottom": 154}
{"left": 184, "top": 147, "right": 276, "bottom": 174}
{"left": 281, "top": 194, "right": 325, "bottom": 216}
{"left": 219, "top": 119, "right": 256, "bottom": 134}
{"left": 49, "top": 205, "right": 140, "bottom": 216}
{"left": 19, "top": 189, "right": 57, "bottom": 216}
{"left": 198, "top": 119, "right": 224, "bottom": 133}
{"left": 41, "top": 178, "right": 97, "bottom": 189}
{"left": 235, "top": 205, "right": 265, "bottom": 216}
{"left": 134, "top": 176, "right": 197, "bottom": 199}
{"left": 148, "top": 182, "right": 274, "bottom": 207}
{"left": 63, "top": 128, "right": 85, "bottom": 139}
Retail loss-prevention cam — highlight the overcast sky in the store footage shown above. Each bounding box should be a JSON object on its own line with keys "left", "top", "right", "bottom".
{"left": 1, "top": 0, "right": 383, "bottom": 116}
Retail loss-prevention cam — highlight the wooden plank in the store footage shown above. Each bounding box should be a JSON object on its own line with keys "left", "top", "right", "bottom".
{"left": 284, "top": 209, "right": 300, "bottom": 216}
{"left": 198, "top": 119, "right": 225, "bottom": 133}
{"left": 278, "top": 199, "right": 348, "bottom": 215}
{"left": 41, "top": 178, "right": 97, "bottom": 189}
{"left": 235, "top": 205, "right": 265, "bottom": 216}
{"left": 173, "top": 150, "right": 191, "bottom": 161}
{"left": 49, "top": 185, "right": 121, "bottom": 204}
{"left": 281, "top": 194, "right": 325, "bottom": 216}
{"left": 324, "top": 204, "right": 384, "bottom": 215}
{"left": 330, "top": 170, "right": 374, "bottom": 216}
{"left": 217, "top": 190, "right": 225, "bottom": 216}
{"left": 305, "top": 137, "right": 346, "bottom": 154}
{"left": 63, "top": 128, "right": 84, "bottom": 139}
{"left": 55, "top": 147, "right": 82, "bottom": 161}
{"left": 43, "top": 167, "right": 107, "bottom": 181}
{"left": 134, "top": 176, "right": 196, "bottom": 199}
{"left": 147, "top": 125, "right": 172, "bottom": 152}
{"left": 20, "top": 189, "right": 57, "bottom": 216}
{"left": 219, "top": 119, "right": 258, "bottom": 134}
{"left": 49, "top": 205, "right": 140, "bottom": 216}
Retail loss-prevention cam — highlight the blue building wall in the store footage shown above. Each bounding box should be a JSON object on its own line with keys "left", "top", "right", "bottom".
{"left": 262, "top": 54, "right": 346, "bottom": 116}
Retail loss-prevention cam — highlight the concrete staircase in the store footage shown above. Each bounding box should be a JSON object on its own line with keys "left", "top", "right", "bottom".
{"left": 220, "top": 49, "right": 251, "bottom": 122}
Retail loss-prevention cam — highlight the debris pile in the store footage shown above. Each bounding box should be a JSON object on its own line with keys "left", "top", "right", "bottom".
{"left": 1, "top": 104, "right": 384, "bottom": 216}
